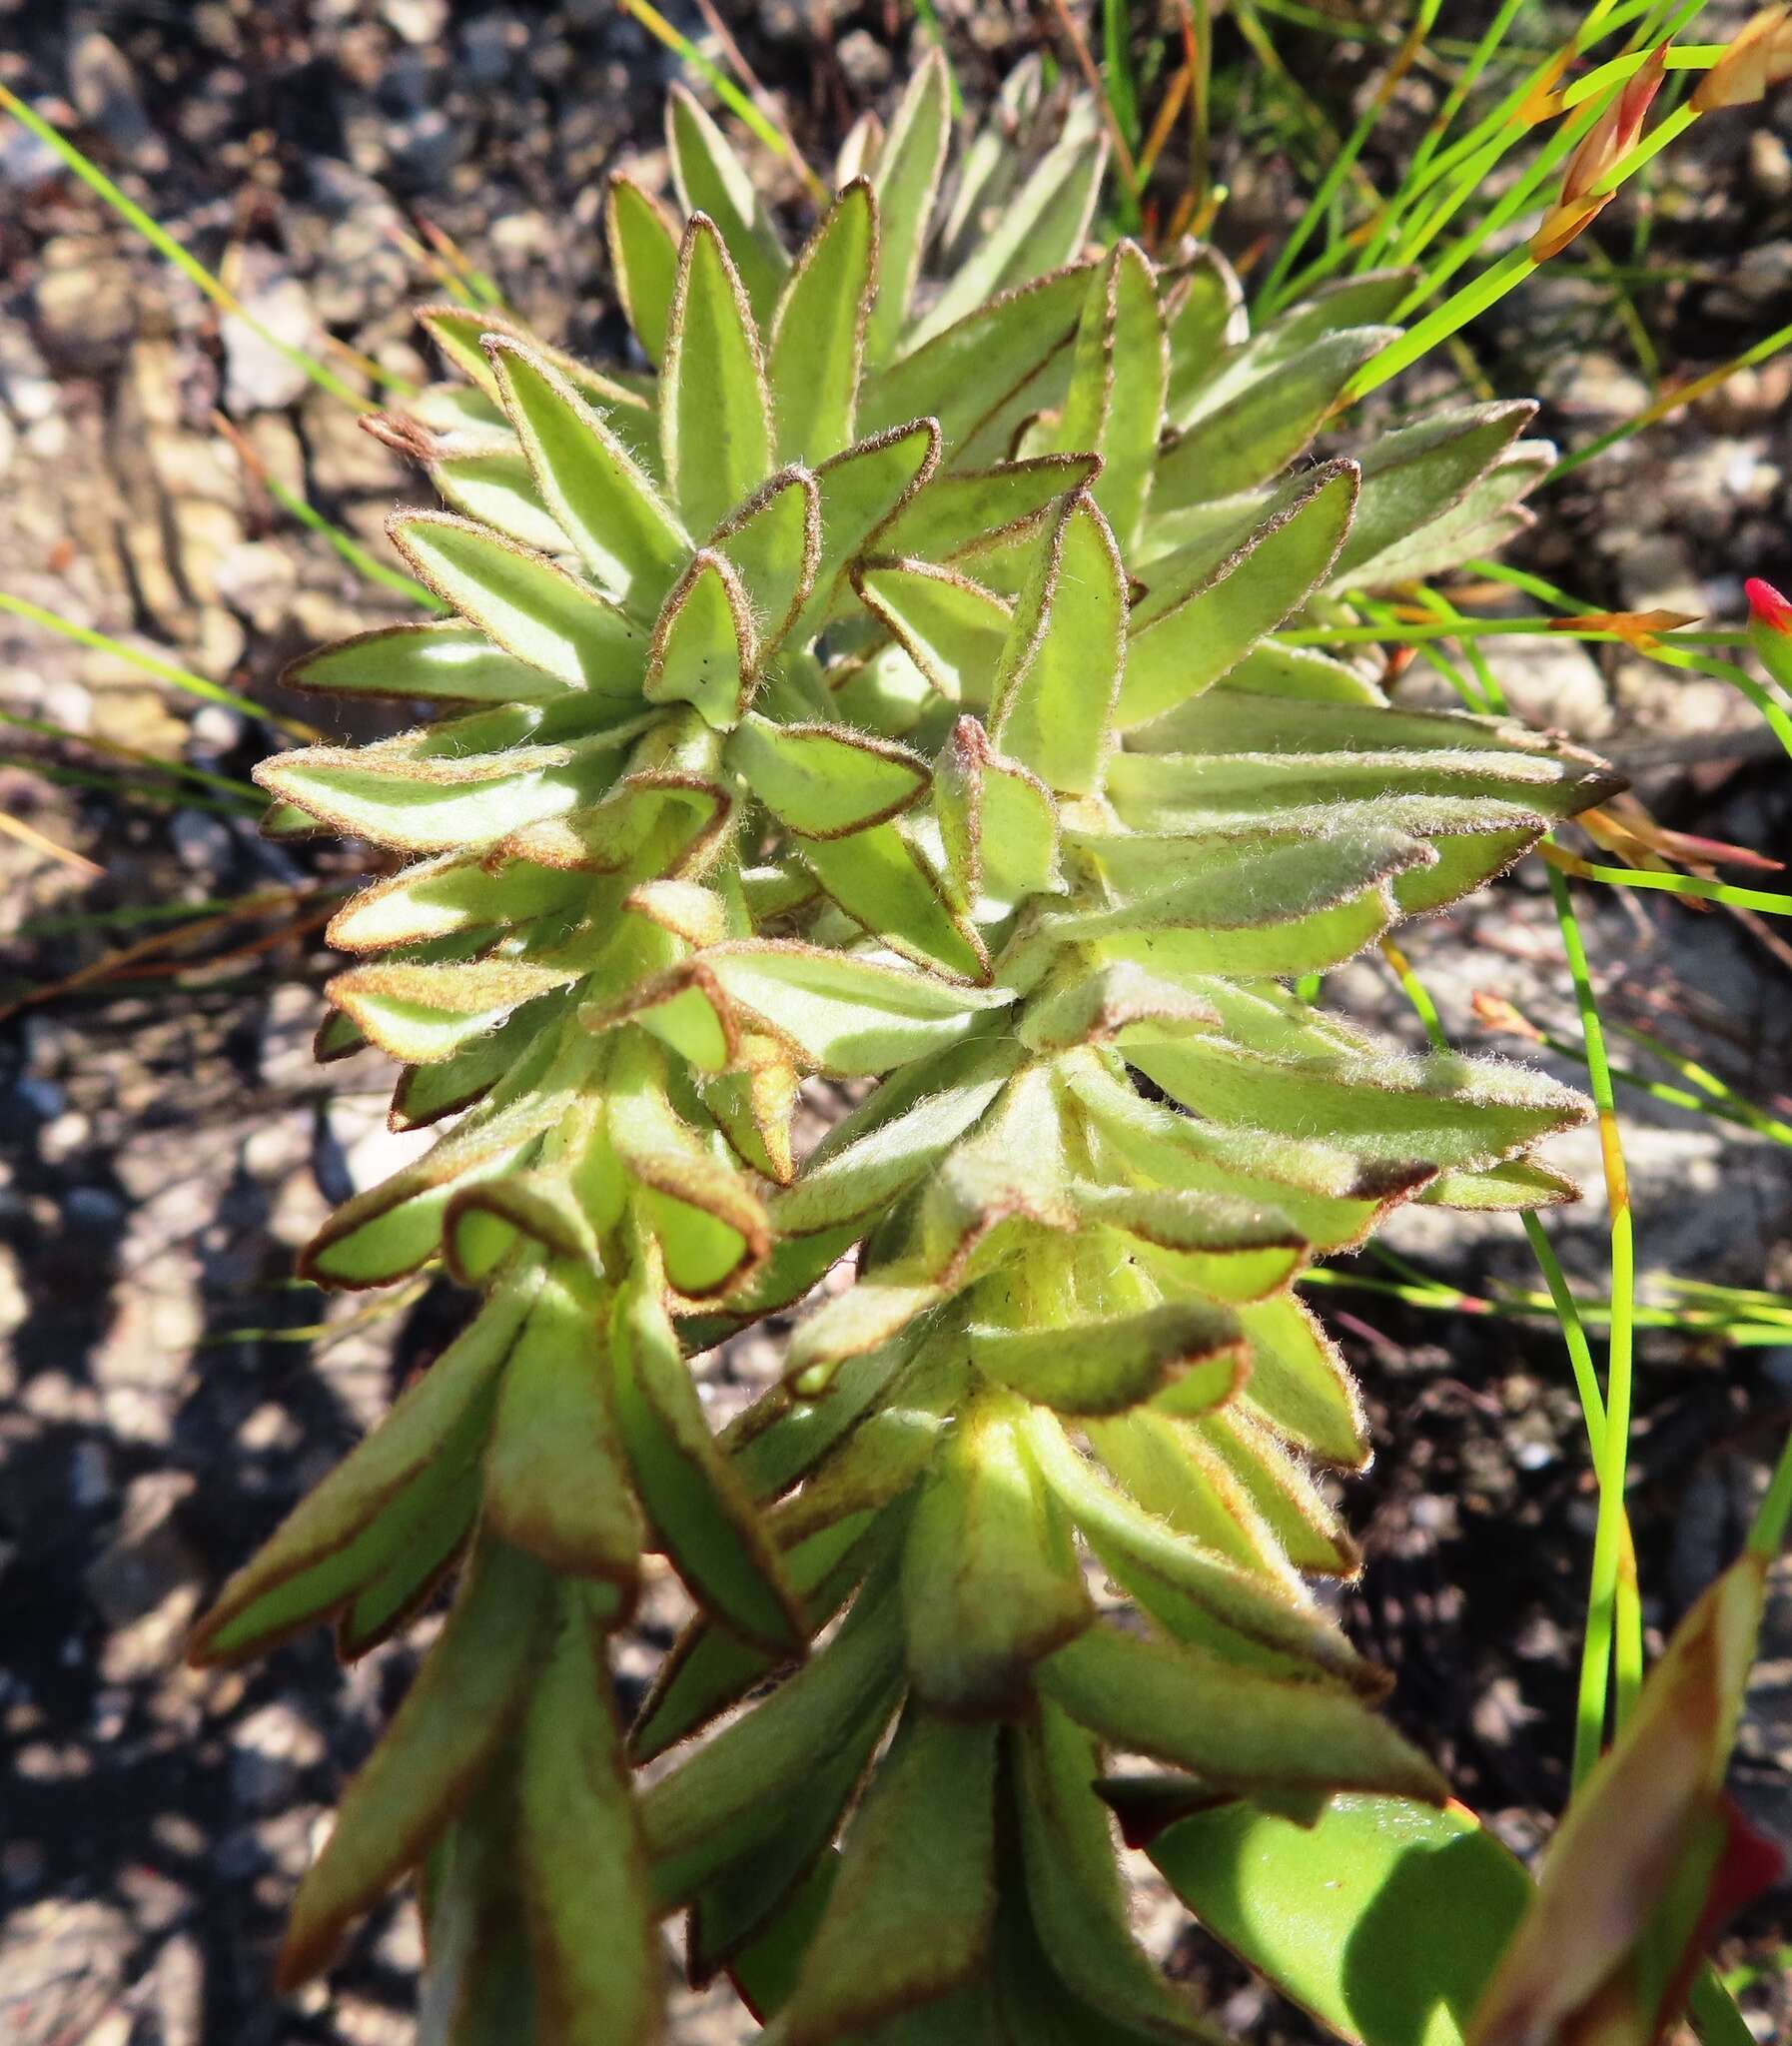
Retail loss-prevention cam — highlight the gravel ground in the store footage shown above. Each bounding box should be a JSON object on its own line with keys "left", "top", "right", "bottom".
{"left": 1, "top": 4, "right": 1790, "bottom": 2043}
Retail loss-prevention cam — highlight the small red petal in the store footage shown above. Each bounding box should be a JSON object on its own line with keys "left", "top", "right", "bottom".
{"left": 1745, "top": 577, "right": 1792, "bottom": 634}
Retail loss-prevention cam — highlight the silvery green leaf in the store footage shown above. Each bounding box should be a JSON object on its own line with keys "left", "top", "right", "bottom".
{"left": 1162, "top": 244, "right": 1248, "bottom": 424}
{"left": 1154, "top": 326, "right": 1398, "bottom": 507}
{"left": 769, "top": 179, "right": 876, "bottom": 467}
{"left": 189, "top": 1277, "right": 536, "bottom": 1663}
{"left": 418, "top": 302, "right": 652, "bottom": 429}
{"left": 860, "top": 264, "right": 1093, "bottom": 462}
{"left": 1067, "top": 1182, "right": 1306, "bottom": 1305}
{"left": 516, "top": 1592, "right": 658, "bottom": 2045}
{"left": 611, "top": 1233, "right": 804, "bottom": 1653}
{"left": 1059, "top": 1056, "right": 1402, "bottom": 1259}
{"left": 1039, "top": 1621, "right": 1446, "bottom": 1804}
{"left": 939, "top": 52, "right": 1046, "bottom": 260}
{"left": 1013, "top": 1702, "right": 1223, "bottom": 2040}
{"left": 1192, "top": 1406, "right": 1361, "bottom": 1577}
{"left": 1333, "top": 433, "right": 1552, "bottom": 592}
{"left": 1221, "top": 639, "right": 1387, "bottom": 707}
{"left": 487, "top": 335, "right": 691, "bottom": 609}
{"left": 1026, "top": 1412, "right": 1380, "bottom": 1692}
{"left": 712, "top": 466, "right": 822, "bottom": 653}
{"left": 990, "top": 490, "right": 1126, "bottom": 796}
{"left": 901, "top": 1397, "right": 1093, "bottom": 1713}
{"left": 1329, "top": 401, "right": 1537, "bottom": 587}
{"left": 874, "top": 451, "right": 1099, "bottom": 566}
{"left": 255, "top": 730, "right": 631, "bottom": 854}
{"left": 855, "top": 558, "right": 1013, "bottom": 706}
{"left": 445, "top": 1158, "right": 602, "bottom": 1287}
{"left": 1053, "top": 239, "right": 1168, "bottom": 555}
{"left": 1236, "top": 1293, "right": 1370, "bottom": 1469}
{"left": 1032, "top": 823, "right": 1428, "bottom": 978}
{"left": 482, "top": 1262, "right": 641, "bottom": 1590}
{"left": 729, "top": 712, "right": 930, "bottom": 837}
{"left": 1127, "top": 1035, "right": 1587, "bottom": 1175}
{"left": 286, "top": 621, "right": 565, "bottom": 705}
{"left": 390, "top": 995, "right": 567, "bottom": 1132}
{"left": 1118, "top": 463, "right": 1358, "bottom": 728}
{"left": 605, "top": 173, "right": 680, "bottom": 366}
{"left": 326, "top": 959, "right": 571, "bottom": 1065}
{"left": 796, "top": 821, "right": 989, "bottom": 981}
{"left": 325, "top": 850, "right": 574, "bottom": 953}
{"left": 632, "top": 1514, "right": 883, "bottom": 1764}
{"left": 1087, "top": 1408, "right": 1310, "bottom": 1593}
{"left": 300, "top": 1104, "right": 553, "bottom": 1289}
{"left": 641, "top": 1577, "right": 902, "bottom": 1903}
{"left": 865, "top": 50, "right": 951, "bottom": 366}
{"left": 277, "top": 1535, "right": 553, "bottom": 1988}
{"left": 793, "top": 420, "right": 941, "bottom": 640}
{"left": 905, "top": 97, "right": 1107, "bottom": 350}
{"left": 834, "top": 107, "right": 881, "bottom": 188}
{"left": 390, "top": 511, "right": 647, "bottom": 692}
{"left": 1259, "top": 268, "right": 1414, "bottom": 355}
{"left": 645, "top": 548, "right": 758, "bottom": 730}
{"left": 1419, "top": 1153, "right": 1579, "bottom": 1210}
{"left": 703, "top": 941, "right": 1011, "bottom": 1074}
{"left": 933, "top": 713, "right": 1060, "bottom": 913}
{"left": 430, "top": 440, "right": 569, "bottom": 556}
{"left": 970, "top": 1300, "right": 1247, "bottom": 1419}
{"left": 661, "top": 215, "right": 776, "bottom": 537}
{"left": 606, "top": 1033, "right": 769, "bottom": 1299}
{"left": 665, "top": 84, "right": 790, "bottom": 327}
{"left": 771, "top": 1709, "right": 1000, "bottom": 2045}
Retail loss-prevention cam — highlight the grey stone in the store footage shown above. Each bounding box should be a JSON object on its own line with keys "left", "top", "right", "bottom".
{"left": 222, "top": 267, "right": 319, "bottom": 414}
{"left": 69, "top": 31, "right": 166, "bottom": 171}
{"left": 170, "top": 808, "right": 237, "bottom": 876}
{"left": 1611, "top": 529, "right": 1705, "bottom": 615}
{"left": 0, "top": 108, "right": 63, "bottom": 190}
{"left": 1750, "top": 130, "right": 1792, "bottom": 202}
{"left": 84, "top": 1473, "right": 201, "bottom": 1629}
{"left": 1476, "top": 632, "right": 1613, "bottom": 740}
{"left": 836, "top": 28, "right": 893, "bottom": 90}
{"left": 389, "top": 107, "right": 467, "bottom": 190}
{"left": 32, "top": 241, "right": 137, "bottom": 373}
{"left": 0, "top": 1900, "right": 133, "bottom": 2046}
{"left": 384, "top": 0, "right": 451, "bottom": 43}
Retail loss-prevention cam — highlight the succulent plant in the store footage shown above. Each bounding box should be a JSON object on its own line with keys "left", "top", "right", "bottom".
{"left": 194, "top": 54, "right": 1621, "bottom": 2044}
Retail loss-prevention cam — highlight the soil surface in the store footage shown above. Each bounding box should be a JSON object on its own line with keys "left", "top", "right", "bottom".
{"left": 1, "top": 4, "right": 1790, "bottom": 2043}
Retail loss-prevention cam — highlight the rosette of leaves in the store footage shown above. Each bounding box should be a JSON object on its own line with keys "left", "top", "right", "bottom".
{"left": 193, "top": 54, "right": 1621, "bottom": 2046}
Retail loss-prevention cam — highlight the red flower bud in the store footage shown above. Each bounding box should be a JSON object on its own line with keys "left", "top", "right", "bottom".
{"left": 1530, "top": 49, "right": 1668, "bottom": 261}
{"left": 1746, "top": 576, "right": 1792, "bottom": 690}
{"left": 1745, "top": 576, "right": 1792, "bottom": 634}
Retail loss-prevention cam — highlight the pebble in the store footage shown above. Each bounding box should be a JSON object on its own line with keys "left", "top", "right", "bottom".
{"left": 68, "top": 31, "right": 167, "bottom": 172}
{"left": 383, "top": 0, "right": 451, "bottom": 43}
{"left": 189, "top": 703, "right": 245, "bottom": 754}
{"left": 223, "top": 269, "right": 320, "bottom": 414}
{"left": 389, "top": 107, "right": 467, "bottom": 191}
{"left": 836, "top": 28, "right": 894, "bottom": 90}
{"left": 211, "top": 537, "right": 301, "bottom": 631}
{"left": 1477, "top": 633, "right": 1613, "bottom": 740}
{"left": 83, "top": 1473, "right": 202, "bottom": 1631}
{"left": 1749, "top": 129, "right": 1792, "bottom": 202}
{"left": 1707, "top": 241, "right": 1792, "bottom": 321}
{"left": 0, "top": 108, "right": 64, "bottom": 190}
{"left": 170, "top": 809, "right": 237, "bottom": 877}
{"left": 32, "top": 241, "right": 137, "bottom": 373}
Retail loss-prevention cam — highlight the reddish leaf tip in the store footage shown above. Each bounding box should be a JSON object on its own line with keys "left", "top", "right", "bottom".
{"left": 1745, "top": 576, "right": 1792, "bottom": 634}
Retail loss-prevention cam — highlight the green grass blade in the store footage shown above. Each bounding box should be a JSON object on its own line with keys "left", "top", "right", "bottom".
{"left": 0, "top": 591, "right": 317, "bottom": 739}
{"left": 0, "top": 84, "right": 393, "bottom": 414}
